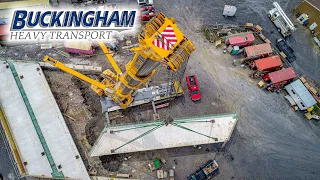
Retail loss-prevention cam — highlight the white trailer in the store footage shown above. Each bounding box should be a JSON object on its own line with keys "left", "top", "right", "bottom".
{"left": 223, "top": 5, "right": 237, "bottom": 17}
{"left": 137, "top": 0, "right": 153, "bottom": 5}
{"left": 268, "top": 2, "right": 295, "bottom": 37}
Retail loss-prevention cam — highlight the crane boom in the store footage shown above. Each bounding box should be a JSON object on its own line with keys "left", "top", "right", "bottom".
{"left": 98, "top": 41, "right": 122, "bottom": 76}
{"left": 43, "top": 12, "right": 195, "bottom": 109}
{"left": 272, "top": 2, "right": 295, "bottom": 31}
{"left": 108, "top": 12, "right": 195, "bottom": 108}
{"left": 43, "top": 56, "right": 109, "bottom": 90}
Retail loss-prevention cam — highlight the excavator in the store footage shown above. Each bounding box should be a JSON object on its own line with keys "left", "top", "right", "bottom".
{"left": 44, "top": 12, "right": 195, "bottom": 109}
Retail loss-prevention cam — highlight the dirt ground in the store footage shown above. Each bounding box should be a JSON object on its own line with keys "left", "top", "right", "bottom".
{"left": 1, "top": 0, "right": 320, "bottom": 180}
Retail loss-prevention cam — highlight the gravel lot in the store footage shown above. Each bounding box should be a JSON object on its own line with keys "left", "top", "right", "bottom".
{"left": 0, "top": 0, "right": 320, "bottom": 179}
{"left": 152, "top": 0, "right": 320, "bottom": 179}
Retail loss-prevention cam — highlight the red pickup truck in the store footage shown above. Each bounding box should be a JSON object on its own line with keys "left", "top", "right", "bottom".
{"left": 186, "top": 75, "right": 201, "bottom": 101}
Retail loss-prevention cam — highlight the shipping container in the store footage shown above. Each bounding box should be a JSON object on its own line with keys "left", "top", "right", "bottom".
{"left": 263, "top": 67, "right": 296, "bottom": 84}
{"left": 254, "top": 55, "right": 282, "bottom": 71}
{"left": 226, "top": 33, "right": 255, "bottom": 47}
{"left": 64, "top": 41, "right": 94, "bottom": 56}
{"left": 245, "top": 43, "right": 273, "bottom": 58}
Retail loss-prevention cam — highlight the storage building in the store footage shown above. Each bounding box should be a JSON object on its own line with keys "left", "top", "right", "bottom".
{"left": 285, "top": 79, "right": 317, "bottom": 110}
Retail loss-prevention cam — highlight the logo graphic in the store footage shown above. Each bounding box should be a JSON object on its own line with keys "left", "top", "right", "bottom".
{"left": 152, "top": 25, "right": 177, "bottom": 50}
{"left": 7, "top": 9, "right": 138, "bottom": 42}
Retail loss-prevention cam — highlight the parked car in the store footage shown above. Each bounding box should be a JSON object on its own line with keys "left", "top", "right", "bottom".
{"left": 187, "top": 160, "right": 219, "bottom": 180}
{"left": 277, "top": 39, "right": 296, "bottom": 63}
{"left": 139, "top": 4, "right": 156, "bottom": 21}
{"left": 141, "top": 4, "right": 155, "bottom": 12}
{"left": 186, "top": 75, "right": 201, "bottom": 101}
{"left": 138, "top": 10, "right": 150, "bottom": 21}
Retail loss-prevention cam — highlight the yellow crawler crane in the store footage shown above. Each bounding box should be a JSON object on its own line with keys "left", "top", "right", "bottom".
{"left": 44, "top": 12, "right": 195, "bottom": 109}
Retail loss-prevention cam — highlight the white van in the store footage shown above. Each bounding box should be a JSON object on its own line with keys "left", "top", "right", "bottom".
{"left": 137, "top": 0, "right": 153, "bottom": 5}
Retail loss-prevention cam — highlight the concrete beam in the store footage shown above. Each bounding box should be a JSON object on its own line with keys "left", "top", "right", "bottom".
{"left": 39, "top": 62, "right": 102, "bottom": 74}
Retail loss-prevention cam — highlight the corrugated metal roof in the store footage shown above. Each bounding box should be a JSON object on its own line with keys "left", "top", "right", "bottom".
{"left": 229, "top": 33, "right": 255, "bottom": 46}
{"left": 268, "top": 67, "right": 296, "bottom": 84}
{"left": 229, "top": 36, "right": 246, "bottom": 45}
{"left": 245, "top": 43, "right": 272, "bottom": 57}
{"left": 288, "top": 79, "right": 317, "bottom": 108}
{"left": 254, "top": 55, "right": 282, "bottom": 71}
